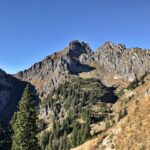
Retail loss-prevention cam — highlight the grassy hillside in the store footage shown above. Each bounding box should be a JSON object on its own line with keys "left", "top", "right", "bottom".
{"left": 72, "top": 73, "right": 150, "bottom": 150}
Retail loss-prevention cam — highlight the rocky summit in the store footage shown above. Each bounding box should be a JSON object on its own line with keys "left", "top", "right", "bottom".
{"left": 1, "top": 40, "right": 150, "bottom": 150}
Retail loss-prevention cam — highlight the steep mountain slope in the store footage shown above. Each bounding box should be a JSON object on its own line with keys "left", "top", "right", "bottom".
{"left": 38, "top": 77, "right": 118, "bottom": 149}
{"left": 71, "top": 73, "right": 150, "bottom": 150}
{"left": 15, "top": 41, "right": 150, "bottom": 96}
{"left": 1, "top": 40, "right": 150, "bottom": 149}
{"left": 15, "top": 41, "right": 93, "bottom": 100}
{"left": 0, "top": 69, "right": 33, "bottom": 125}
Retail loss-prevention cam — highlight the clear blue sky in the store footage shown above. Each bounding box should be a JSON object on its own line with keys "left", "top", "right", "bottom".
{"left": 0, "top": 0, "right": 150, "bottom": 74}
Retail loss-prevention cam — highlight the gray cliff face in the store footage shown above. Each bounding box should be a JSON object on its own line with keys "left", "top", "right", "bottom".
{"left": 94, "top": 42, "right": 150, "bottom": 81}
{"left": 15, "top": 40, "right": 150, "bottom": 98}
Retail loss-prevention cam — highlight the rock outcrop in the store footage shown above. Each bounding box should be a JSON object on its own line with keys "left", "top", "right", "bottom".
{"left": 95, "top": 42, "right": 150, "bottom": 81}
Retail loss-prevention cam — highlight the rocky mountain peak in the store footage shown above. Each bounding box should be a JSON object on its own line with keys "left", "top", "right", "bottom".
{"left": 90, "top": 41, "right": 150, "bottom": 82}
{"left": 2, "top": 40, "right": 150, "bottom": 150}
{"left": 101, "top": 41, "right": 115, "bottom": 49}
{"left": 14, "top": 40, "right": 150, "bottom": 100}
{"left": 96, "top": 41, "right": 126, "bottom": 53}
{"left": 65, "top": 40, "right": 92, "bottom": 57}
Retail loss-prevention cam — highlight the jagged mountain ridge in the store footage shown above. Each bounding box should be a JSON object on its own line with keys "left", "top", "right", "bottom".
{"left": 1, "top": 40, "right": 150, "bottom": 149}
{"left": 1, "top": 40, "right": 150, "bottom": 124}
{"left": 15, "top": 40, "right": 150, "bottom": 98}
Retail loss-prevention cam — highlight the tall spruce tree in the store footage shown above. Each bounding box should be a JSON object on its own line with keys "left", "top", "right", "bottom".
{"left": 11, "top": 86, "right": 40, "bottom": 150}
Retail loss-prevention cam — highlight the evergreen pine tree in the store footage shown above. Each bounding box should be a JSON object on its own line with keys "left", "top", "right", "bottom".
{"left": 45, "top": 134, "right": 53, "bottom": 150}
{"left": 71, "top": 122, "right": 79, "bottom": 147}
{"left": 53, "top": 120, "right": 59, "bottom": 139}
{"left": 83, "top": 116, "right": 91, "bottom": 140}
{"left": 81, "top": 93, "right": 86, "bottom": 107}
{"left": 11, "top": 86, "right": 40, "bottom": 150}
{"left": 80, "top": 124, "right": 85, "bottom": 143}
{"left": 58, "top": 131, "right": 68, "bottom": 150}
{"left": 76, "top": 130, "right": 82, "bottom": 146}
{"left": 40, "top": 131, "right": 49, "bottom": 150}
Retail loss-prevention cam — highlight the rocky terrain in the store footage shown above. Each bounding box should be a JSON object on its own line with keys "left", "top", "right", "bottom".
{"left": 72, "top": 73, "right": 150, "bottom": 150}
{"left": 1, "top": 40, "right": 150, "bottom": 149}
{"left": 15, "top": 41, "right": 150, "bottom": 97}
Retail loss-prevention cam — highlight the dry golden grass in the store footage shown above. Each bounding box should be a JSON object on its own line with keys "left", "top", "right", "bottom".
{"left": 72, "top": 74, "right": 150, "bottom": 150}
